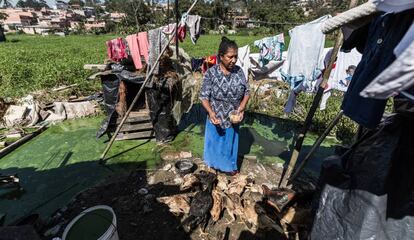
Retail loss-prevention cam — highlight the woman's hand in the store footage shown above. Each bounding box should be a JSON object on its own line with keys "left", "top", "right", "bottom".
{"left": 237, "top": 106, "right": 245, "bottom": 121}
{"left": 209, "top": 111, "right": 221, "bottom": 125}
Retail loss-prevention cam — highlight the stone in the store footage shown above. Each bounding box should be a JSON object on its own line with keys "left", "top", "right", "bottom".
{"left": 179, "top": 151, "right": 192, "bottom": 159}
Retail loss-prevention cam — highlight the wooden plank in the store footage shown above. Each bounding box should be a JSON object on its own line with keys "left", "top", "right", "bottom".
{"left": 120, "top": 122, "right": 153, "bottom": 132}
{"left": 117, "top": 114, "right": 151, "bottom": 124}
{"left": 0, "top": 126, "right": 47, "bottom": 159}
{"left": 83, "top": 64, "right": 108, "bottom": 70}
{"left": 115, "top": 130, "right": 154, "bottom": 141}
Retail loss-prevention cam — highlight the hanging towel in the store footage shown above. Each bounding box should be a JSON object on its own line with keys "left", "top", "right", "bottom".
{"left": 186, "top": 15, "right": 201, "bottom": 44}
{"left": 254, "top": 33, "right": 284, "bottom": 66}
{"left": 106, "top": 38, "right": 128, "bottom": 62}
{"left": 282, "top": 15, "right": 329, "bottom": 82}
{"left": 236, "top": 45, "right": 250, "bottom": 80}
{"left": 162, "top": 23, "right": 186, "bottom": 42}
{"left": 148, "top": 27, "right": 169, "bottom": 75}
{"left": 125, "top": 32, "right": 149, "bottom": 70}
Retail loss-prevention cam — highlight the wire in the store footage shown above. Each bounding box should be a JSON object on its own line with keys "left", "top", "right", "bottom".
{"left": 201, "top": 17, "right": 304, "bottom": 26}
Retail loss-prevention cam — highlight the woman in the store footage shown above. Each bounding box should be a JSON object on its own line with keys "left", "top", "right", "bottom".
{"left": 199, "top": 37, "right": 250, "bottom": 175}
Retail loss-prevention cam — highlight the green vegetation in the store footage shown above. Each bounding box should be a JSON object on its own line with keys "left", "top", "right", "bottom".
{"left": 0, "top": 34, "right": 116, "bottom": 99}
{"left": 0, "top": 34, "right": 335, "bottom": 99}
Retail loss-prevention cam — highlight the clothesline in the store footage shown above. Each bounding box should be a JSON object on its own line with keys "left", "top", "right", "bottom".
{"left": 201, "top": 17, "right": 304, "bottom": 26}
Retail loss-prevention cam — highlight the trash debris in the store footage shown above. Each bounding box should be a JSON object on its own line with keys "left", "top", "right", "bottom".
{"left": 179, "top": 151, "right": 192, "bottom": 159}
{"left": 138, "top": 188, "right": 149, "bottom": 195}
{"left": 44, "top": 223, "right": 62, "bottom": 237}
{"left": 162, "top": 164, "right": 172, "bottom": 171}
{"left": 262, "top": 185, "right": 296, "bottom": 212}
{"left": 175, "top": 159, "right": 196, "bottom": 175}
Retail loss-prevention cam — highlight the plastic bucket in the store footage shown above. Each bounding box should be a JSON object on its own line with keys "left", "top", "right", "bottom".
{"left": 62, "top": 205, "right": 119, "bottom": 240}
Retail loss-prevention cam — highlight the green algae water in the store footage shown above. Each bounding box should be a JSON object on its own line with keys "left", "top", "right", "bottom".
{"left": 0, "top": 117, "right": 158, "bottom": 225}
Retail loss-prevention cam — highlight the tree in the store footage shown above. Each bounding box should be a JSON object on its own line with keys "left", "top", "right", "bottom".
{"left": 0, "top": 0, "right": 12, "bottom": 8}
{"left": 16, "top": 0, "right": 49, "bottom": 9}
{"left": 68, "top": 0, "right": 85, "bottom": 7}
{"left": 0, "top": 12, "right": 6, "bottom": 42}
{"left": 105, "top": 0, "right": 153, "bottom": 32}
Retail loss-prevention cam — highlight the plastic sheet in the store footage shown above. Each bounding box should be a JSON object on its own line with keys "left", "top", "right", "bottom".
{"left": 146, "top": 77, "right": 177, "bottom": 142}
{"left": 312, "top": 113, "right": 414, "bottom": 239}
{"left": 96, "top": 74, "right": 119, "bottom": 138}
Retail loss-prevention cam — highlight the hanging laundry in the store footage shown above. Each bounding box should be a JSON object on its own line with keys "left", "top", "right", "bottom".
{"left": 280, "top": 15, "right": 330, "bottom": 113}
{"left": 341, "top": 9, "right": 414, "bottom": 129}
{"left": 125, "top": 32, "right": 149, "bottom": 70}
{"left": 282, "top": 15, "right": 329, "bottom": 82}
{"left": 394, "top": 20, "right": 414, "bottom": 56}
{"left": 361, "top": 40, "right": 414, "bottom": 100}
{"left": 319, "top": 48, "right": 361, "bottom": 110}
{"left": 372, "top": 0, "right": 414, "bottom": 13}
{"left": 106, "top": 38, "right": 128, "bottom": 62}
{"left": 201, "top": 55, "right": 217, "bottom": 74}
{"left": 162, "top": 23, "right": 186, "bottom": 42}
{"left": 148, "top": 27, "right": 169, "bottom": 75}
{"left": 254, "top": 33, "right": 284, "bottom": 66}
{"left": 236, "top": 45, "right": 250, "bottom": 80}
{"left": 283, "top": 69, "right": 323, "bottom": 113}
{"left": 185, "top": 15, "right": 201, "bottom": 44}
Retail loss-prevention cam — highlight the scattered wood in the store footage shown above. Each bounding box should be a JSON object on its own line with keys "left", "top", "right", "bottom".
{"left": 52, "top": 84, "right": 79, "bottom": 92}
{"left": 115, "top": 131, "right": 154, "bottom": 141}
{"left": 116, "top": 81, "right": 127, "bottom": 117}
{"left": 0, "top": 126, "right": 47, "bottom": 159}
{"left": 83, "top": 64, "right": 109, "bottom": 70}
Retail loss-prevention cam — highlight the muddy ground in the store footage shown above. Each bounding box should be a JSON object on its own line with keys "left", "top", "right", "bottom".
{"left": 42, "top": 155, "right": 316, "bottom": 240}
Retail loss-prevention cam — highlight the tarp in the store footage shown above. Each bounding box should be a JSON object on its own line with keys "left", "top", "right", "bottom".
{"left": 312, "top": 113, "right": 414, "bottom": 239}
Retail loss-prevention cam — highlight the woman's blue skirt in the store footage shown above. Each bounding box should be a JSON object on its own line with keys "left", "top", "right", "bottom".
{"left": 203, "top": 119, "right": 239, "bottom": 172}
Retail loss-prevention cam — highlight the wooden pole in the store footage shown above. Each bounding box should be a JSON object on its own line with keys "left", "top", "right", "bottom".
{"left": 175, "top": 0, "right": 179, "bottom": 58}
{"left": 289, "top": 110, "right": 343, "bottom": 182}
{"left": 279, "top": 0, "right": 359, "bottom": 188}
{"left": 99, "top": 0, "right": 199, "bottom": 163}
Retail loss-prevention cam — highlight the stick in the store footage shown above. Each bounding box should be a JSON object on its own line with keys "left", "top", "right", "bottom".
{"left": 99, "top": 0, "right": 199, "bottom": 163}
{"left": 0, "top": 126, "right": 47, "bottom": 159}
{"left": 278, "top": 32, "right": 343, "bottom": 188}
{"left": 278, "top": 0, "right": 359, "bottom": 188}
{"left": 289, "top": 110, "right": 343, "bottom": 182}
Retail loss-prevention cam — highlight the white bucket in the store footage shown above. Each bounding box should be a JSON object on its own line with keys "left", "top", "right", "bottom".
{"left": 62, "top": 205, "right": 119, "bottom": 240}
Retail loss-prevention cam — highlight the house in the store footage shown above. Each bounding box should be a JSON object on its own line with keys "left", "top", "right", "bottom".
{"left": 56, "top": 0, "right": 69, "bottom": 10}
{"left": 0, "top": 9, "right": 36, "bottom": 32}
{"left": 109, "top": 12, "right": 126, "bottom": 23}
{"left": 84, "top": 21, "right": 105, "bottom": 31}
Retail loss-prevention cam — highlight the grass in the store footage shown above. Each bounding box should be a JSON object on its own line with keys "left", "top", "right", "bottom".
{"left": 0, "top": 34, "right": 116, "bottom": 99}
{"left": 0, "top": 33, "right": 335, "bottom": 99}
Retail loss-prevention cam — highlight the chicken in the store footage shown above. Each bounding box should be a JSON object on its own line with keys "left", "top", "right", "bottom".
{"left": 157, "top": 195, "right": 190, "bottom": 215}
{"left": 210, "top": 189, "right": 223, "bottom": 222}
{"left": 180, "top": 174, "right": 198, "bottom": 191}
{"left": 182, "top": 171, "right": 217, "bottom": 231}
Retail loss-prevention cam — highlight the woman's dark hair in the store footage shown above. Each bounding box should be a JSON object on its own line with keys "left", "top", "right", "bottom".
{"left": 218, "top": 37, "right": 238, "bottom": 56}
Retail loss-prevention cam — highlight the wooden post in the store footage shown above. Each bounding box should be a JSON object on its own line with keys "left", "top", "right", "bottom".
{"left": 289, "top": 110, "right": 344, "bottom": 182}
{"left": 175, "top": 0, "right": 179, "bottom": 58}
{"left": 279, "top": 0, "right": 359, "bottom": 188}
{"left": 99, "top": 0, "right": 199, "bottom": 163}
